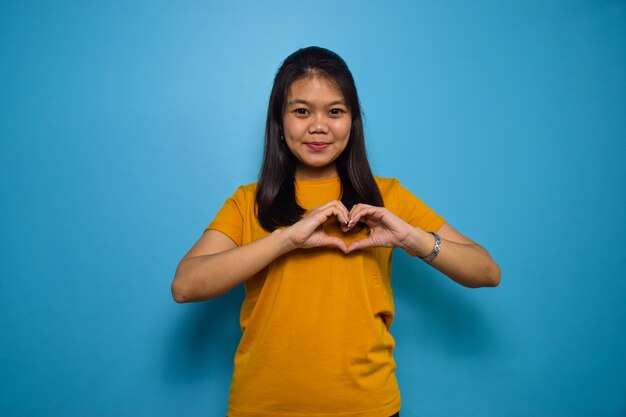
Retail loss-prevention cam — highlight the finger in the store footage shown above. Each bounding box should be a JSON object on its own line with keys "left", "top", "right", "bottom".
{"left": 346, "top": 203, "right": 365, "bottom": 228}
{"left": 349, "top": 206, "right": 383, "bottom": 226}
{"left": 323, "top": 236, "right": 349, "bottom": 253}
{"left": 309, "top": 200, "right": 341, "bottom": 213}
{"left": 320, "top": 205, "right": 350, "bottom": 226}
{"left": 322, "top": 198, "right": 349, "bottom": 213}
{"left": 348, "top": 203, "right": 378, "bottom": 221}
{"left": 348, "top": 203, "right": 369, "bottom": 218}
{"left": 311, "top": 200, "right": 350, "bottom": 224}
{"left": 334, "top": 200, "right": 351, "bottom": 224}
{"left": 333, "top": 201, "right": 351, "bottom": 224}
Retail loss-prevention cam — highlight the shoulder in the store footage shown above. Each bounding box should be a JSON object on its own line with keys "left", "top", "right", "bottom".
{"left": 218, "top": 182, "right": 258, "bottom": 213}
{"left": 239, "top": 182, "right": 258, "bottom": 195}
{"left": 373, "top": 176, "right": 403, "bottom": 198}
{"left": 228, "top": 182, "right": 258, "bottom": 200}
{"left": 374, "top": 175, "right": 445, "bottom": 230}
{"left": 373, "top": 175, "right": 427, "bottom": 210}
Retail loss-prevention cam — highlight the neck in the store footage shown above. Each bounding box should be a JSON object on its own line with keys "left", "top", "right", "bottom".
{"left": 295, "top": 163, "right": 338, "bottom": 181}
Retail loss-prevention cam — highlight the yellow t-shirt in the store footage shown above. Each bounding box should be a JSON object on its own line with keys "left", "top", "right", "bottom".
{"left": 207, "top": 176, "right": 445, "bottom": 417}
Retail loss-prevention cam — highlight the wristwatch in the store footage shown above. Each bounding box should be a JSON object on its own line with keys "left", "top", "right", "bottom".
{"left": 419, "top": 232, "right": 441, "bottom": 263}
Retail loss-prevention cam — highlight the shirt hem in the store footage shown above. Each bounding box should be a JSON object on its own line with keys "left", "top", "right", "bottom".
{"left": 227, "top": 398, "right": 400, "bottom": 417}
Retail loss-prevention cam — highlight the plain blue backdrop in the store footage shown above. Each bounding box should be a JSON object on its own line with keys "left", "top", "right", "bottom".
{"left": 1, "top": 1, "right": 625, "bottom": 416}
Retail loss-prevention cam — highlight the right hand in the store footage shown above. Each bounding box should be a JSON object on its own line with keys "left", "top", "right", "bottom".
{"left": 283, "top": 200, "right": 351, "bottom": 253}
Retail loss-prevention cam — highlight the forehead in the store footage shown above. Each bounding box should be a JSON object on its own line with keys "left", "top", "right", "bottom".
{"left": 287, "top": 75, "right": 344, "bottom": 101}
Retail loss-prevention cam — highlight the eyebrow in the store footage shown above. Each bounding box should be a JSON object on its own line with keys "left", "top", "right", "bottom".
{"left": 287, "top": 99, "right": 346, "bottom": 106}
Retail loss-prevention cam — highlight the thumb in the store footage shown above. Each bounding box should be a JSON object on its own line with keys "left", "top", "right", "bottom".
{"left": 324, "top": 236, "right": 349, "bottom": 254}
{"left": 347, "top": 237, "right": 374, "bottom": 253}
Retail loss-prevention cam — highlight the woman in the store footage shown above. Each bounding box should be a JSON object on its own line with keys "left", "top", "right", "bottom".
{"left": 172, "top": 46, "right": 500, "bottom": 417}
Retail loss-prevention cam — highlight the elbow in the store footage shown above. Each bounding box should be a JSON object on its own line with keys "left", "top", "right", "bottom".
{"left": 464, "top": 261, "right": 501, "bottom": 288}
{"left": 483, "top": 261, "right": 501, "bottom": 287}
{"left": 171, "top": 265, "right": 197, "bottom": 303}
{"left": 171, "top": 282, "right": 224, "bottom": 303}
{"left": 171, "top": 269, "right": 223, "bottom": 303}
{"left": 171, "top": 280, "right": 191, "bottom": 304}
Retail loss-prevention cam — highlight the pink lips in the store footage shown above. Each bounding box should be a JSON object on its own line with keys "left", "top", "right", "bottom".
{"left": 306, "top": 142, "right": 330, "bottom": 151}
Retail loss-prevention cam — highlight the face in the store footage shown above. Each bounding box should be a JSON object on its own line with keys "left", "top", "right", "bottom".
{"left": 282, "top": 76, "right": 352, "bottom": 180}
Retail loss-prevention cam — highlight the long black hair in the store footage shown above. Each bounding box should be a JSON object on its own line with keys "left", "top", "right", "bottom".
{"left": 256, "top": 46, "right": 383, "bottom": 231}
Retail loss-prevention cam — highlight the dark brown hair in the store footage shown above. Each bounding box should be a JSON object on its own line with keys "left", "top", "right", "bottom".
{"left": 256, "top": 46, "right": 383, "bottom": 231}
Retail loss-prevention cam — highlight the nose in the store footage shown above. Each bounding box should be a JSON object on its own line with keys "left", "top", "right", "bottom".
{"left": 308, "top": 113, "right": 329, "bottom": 134}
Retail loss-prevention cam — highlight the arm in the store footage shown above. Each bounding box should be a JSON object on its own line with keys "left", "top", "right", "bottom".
{"left": 400, "top": 223, "right": 501, "bottom": 288}
{"left": 171, "top": 200, "right": 351, "bottom": 303}
{"left": 172, "top": 229, "right": 292, "bottom": 303}
{"left": 347, "top": 204, "right": 501, "bottom": 288}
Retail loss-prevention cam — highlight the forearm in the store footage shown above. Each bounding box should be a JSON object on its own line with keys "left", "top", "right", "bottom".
{"left": 402, "top": 228, "right": 501, "bottom": 288}
{"left": 172, "top": 230, "right": 294, "bottom": 302}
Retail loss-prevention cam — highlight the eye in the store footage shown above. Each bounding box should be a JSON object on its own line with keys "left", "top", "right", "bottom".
{"left": 329, "top": 108, "right": 344, "bottom": 117}
{"left": 295, "top": 108, "right": 308, "bottom": 116}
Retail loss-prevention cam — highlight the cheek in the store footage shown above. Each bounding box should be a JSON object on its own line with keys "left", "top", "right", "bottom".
{"left": 282, "top": 117, "right": 302, "bottom": 139}
{"left": 336, "top": 121, "right": 352, "bottom": 140}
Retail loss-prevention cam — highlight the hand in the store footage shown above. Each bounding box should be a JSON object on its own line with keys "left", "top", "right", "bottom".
{"left": 283, "top": 200, "right": 351, "bottom": 253}
{"left": 345, "top": 204, "right": 416, "bottom": 253}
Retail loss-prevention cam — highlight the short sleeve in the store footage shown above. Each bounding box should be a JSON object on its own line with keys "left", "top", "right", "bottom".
{"left": 205, "top": 186, "right": 248, "bottom": 246}
{"left": 385, "top": 178, "right": 446, "bottom": 232}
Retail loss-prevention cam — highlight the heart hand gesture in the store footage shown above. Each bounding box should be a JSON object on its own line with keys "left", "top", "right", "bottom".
{"left": 345, "top": 204, "right": 416, "bottom": 253}
{"left": 283, "top": 201, "right": 424, "bottom": 255}
{"left": 283, "top": 200, "right": 351, "bottom": 253}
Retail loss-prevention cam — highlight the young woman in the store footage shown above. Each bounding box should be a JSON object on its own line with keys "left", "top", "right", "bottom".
{"left": 172, "top": 46, "right": 500, "bottom": 417}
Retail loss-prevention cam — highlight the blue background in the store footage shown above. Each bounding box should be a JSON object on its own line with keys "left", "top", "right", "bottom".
{"left": 1, "top": 1, "right": 625, "bottom": 416}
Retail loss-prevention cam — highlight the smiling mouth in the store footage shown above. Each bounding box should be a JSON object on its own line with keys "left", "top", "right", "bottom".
{"left": 306, "top": 142, "right": 330, "bottom": 151}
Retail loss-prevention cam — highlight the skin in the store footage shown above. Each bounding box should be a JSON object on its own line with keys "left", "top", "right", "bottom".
{"left": 282, "top": 76, "right": 352, "bottom": 180}
{"left": 172, "top": 76, "right": 500, "bottom": 303}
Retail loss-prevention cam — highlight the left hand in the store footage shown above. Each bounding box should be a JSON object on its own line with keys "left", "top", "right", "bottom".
{"left": 345, "top": 204, "right": 501, "bottom": 287}
{"left": 345, "top": 204, "right": 417, "bottom": 253}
